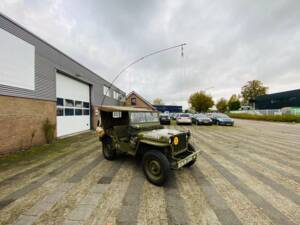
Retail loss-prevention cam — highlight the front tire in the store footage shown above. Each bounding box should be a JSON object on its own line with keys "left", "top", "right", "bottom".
{"left": 142, "top": 150, "right": 170, "bottom": 186}
{"left": 102, "top": 138, "right": 116, "bottom": 160}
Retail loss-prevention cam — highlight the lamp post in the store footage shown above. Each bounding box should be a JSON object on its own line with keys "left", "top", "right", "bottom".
{"left": 100, "top": 43, "right": 187, "bottom": 106}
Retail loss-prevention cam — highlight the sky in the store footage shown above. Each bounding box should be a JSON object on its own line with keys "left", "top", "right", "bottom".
{"left": 1, "top": 0, "right": 300, "bottom": 109}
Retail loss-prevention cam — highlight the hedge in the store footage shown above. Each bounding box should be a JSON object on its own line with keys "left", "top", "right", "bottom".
{"left": 227, "top": 113, "right": 300, "bottom": 123}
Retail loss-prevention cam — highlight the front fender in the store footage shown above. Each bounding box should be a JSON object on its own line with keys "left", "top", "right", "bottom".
{"left": 138, "top": 139, "right": 169, "bottom": 148}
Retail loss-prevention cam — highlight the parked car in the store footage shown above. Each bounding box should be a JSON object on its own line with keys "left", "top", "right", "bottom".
{"left": 176, "top": 113, "right": 192, "bottom": 125}
{"left": 170, "top": 113, "right": 177, "bottom": 120}
{"left": 96, "top": 106, "right": 200, "bottom": 186}
{"left": 210, "top": 113, "right": 234, "bottom": 126}
{"left": 159, "top": 113, "right": 171, "bottom": 125}
{"left": 192, "top": 114, "right": 212, "bottom": 125}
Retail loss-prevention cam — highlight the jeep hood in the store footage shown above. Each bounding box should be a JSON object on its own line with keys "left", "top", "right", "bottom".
{"left": 138, "top": 128, "right": 184, "bottom": 142}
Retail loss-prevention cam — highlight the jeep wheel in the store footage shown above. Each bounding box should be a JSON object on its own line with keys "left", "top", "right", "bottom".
{"left": 102, "top": 138, "right": 116, "bottom": 160}
{"left": 142, "top": 150, "right": 170, "bottom": 186}
{"left": 184, "top": 143, "right": 197, "bottom": 167}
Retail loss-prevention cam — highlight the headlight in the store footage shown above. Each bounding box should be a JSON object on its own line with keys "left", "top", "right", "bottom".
{"left": 173, "top": 136, "right": 179, "bottom": 145}
{"left": 169, "top": 138, "right": 172, "bottom": 144}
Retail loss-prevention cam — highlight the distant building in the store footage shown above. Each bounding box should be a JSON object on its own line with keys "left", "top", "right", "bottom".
{"left": 125, "top": 91, "right": 157, "bottom": 111}
{"left": 255, "top": 89, "right": 300, "bottom": 109}
{"left": 153, "top": 105, "right": 182, "bottom": 113}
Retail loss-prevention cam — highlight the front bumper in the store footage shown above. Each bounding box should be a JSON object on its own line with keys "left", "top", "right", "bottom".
{"left": 174, "top": 150, "right": 201, "bottom": 169}
{"left": 199, "top": 120, "right": 212, "bottom": 125}
{"left": 219, "top": 121, "right": 234, "bottom": 126}
{"left": 177, "top": 120, "right": 192, "bottom": 124}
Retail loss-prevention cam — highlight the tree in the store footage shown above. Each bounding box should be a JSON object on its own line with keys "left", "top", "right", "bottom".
{"left": 228, "top": 94, "right": 241, "bottom": 111}
{"left": 188, "top": 91, "right": 214, "bottom": 112}
{"left": 216, "top": 98, "right": 228, "bottom": 112}
{"left": 241, "top": 80, "right": 268, "bottom": 105}
{"left": 153, "top": 98, "right": 164, "bottom": 105}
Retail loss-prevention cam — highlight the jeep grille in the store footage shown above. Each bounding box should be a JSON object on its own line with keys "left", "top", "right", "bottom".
{"left": 173, "top": 133, "right": 187, "bottom": 152}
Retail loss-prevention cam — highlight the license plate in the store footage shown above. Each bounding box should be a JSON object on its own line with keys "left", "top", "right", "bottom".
{"left": 177, "top": 151, "right": 200, "bottom": 168}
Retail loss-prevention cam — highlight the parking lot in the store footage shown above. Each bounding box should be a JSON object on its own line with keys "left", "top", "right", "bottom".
{"left": 0, "top": 119, "right": 299, "bottom": 225}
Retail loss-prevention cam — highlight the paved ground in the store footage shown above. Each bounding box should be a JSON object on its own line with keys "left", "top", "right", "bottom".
{"left": 0, "top": 119, "right": 299, "bottom": 225}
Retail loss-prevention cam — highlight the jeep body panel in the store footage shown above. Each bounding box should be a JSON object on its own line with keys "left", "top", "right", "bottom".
{"left": 97, "top": 105, "right": 200, "bottom": 169}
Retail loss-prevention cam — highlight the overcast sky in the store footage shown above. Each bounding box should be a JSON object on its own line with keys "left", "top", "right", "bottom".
{"left": 1, "top": 0, "right": 300, "bottom": 108}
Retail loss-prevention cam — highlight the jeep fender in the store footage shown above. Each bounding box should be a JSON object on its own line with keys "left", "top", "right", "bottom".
{"left": 136, "top": 139, "right": 169, "bottom": 155}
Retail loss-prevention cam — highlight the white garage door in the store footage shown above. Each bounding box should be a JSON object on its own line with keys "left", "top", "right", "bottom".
{"left": 56, "top": 73, "right": 90, "bottom": 137}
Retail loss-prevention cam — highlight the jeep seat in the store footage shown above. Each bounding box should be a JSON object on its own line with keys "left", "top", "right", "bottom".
{"left": 113, "top": 125, "right": 129, "bottom": 142}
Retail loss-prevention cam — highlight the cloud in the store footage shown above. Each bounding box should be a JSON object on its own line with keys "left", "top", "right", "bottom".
{"left": 1, "top": 0, "right": 300, "bottom": 108}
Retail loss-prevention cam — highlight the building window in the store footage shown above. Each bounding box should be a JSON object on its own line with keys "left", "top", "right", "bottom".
{"left": 57, "top": 98, "right": 64, "bottom": 106}
{"left": 75, "top": 109, "right": 82, "bottom": 116}
{"left": 56, "top": 98, "right": 89, "bottom": 117}
{"left": 113, "top": 91, "right": 119, "bottom": 100}
{"left": 75, "top": 101, "right": 82, "bottom": 108}
{"left": 131, "top": 97, "right": 136, "bottom": 105}
{"left": 103, "top": 85, "right": 110, "bottom": 97}
{"left": 65, "top": 108, "right": 74, "bottom": 116}
{"left": 65, "top": 99, "right": 74, "bottom": 107}
{"left": 57, "top": 108, "right": 64, "bottom": 116}
{"left": 83, "top": 102, "right": 90, "bottom": 109}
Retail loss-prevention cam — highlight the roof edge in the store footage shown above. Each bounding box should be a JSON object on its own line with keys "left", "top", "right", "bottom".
{"left": 0, "top": 12, "right": 124, "bottom": 93}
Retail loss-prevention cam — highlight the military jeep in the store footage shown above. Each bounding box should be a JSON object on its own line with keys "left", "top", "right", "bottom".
{"left": 96, "top": 105, "right": 200, "bottom": 186}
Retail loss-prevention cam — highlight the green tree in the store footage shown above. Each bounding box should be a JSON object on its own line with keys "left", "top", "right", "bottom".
{"left": 153, "top": 98, "right": 164, "bottom": 105}
{"left": 241, "top": 80, "right": 268, "bottom": 105}
{"left": 216, "top": 98, "right": 228, "bottom": 113}
{"left": 228, "top": 94, "right": 241, "bottom": 111}
{"left": 188, "top": 91, "right": 214, "bottom": 112}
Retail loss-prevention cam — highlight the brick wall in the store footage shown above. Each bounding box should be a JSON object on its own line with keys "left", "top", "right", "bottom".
{"left": 125, "top": 93, "right": 154, "bottom": 110}
{"left": 0, "top": 95, "right": 56, "bottom": 154}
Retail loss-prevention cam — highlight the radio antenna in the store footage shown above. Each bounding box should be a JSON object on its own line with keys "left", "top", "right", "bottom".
{"left": 100, "top": 43, "right": 187, "bottom": 107}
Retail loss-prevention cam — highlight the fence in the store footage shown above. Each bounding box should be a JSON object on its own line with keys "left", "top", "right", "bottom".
{"left": 230, "top": 107, "right": 300, "bottom": 116}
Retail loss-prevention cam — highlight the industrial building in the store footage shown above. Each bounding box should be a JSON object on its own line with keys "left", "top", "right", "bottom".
{"left": 0, "top": 13, "right": 125, "bottom": 154}
{"left": 153, "top": 105, "right": 182, "bottom": 113}
{"left": 255, "top": 89, "right": 300, "bottom": 110}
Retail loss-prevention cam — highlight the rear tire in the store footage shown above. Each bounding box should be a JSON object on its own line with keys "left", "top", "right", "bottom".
{"left": 142, "top": 150, "right": 170, "bottom": 186}
{"left": 102, "top": 138, "right": 116, "bottom": 160}
{"left": 184, "top": 144, "right": 197, "bottom": 168}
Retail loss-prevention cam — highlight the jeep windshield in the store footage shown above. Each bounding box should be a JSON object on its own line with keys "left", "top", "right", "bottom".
{"left": 130, "top": 112, "right": 159, "bottom": 123}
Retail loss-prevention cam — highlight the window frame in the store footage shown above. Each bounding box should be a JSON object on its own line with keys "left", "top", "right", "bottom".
{"left": 131, "top": 97, "right": 136, "bottom": 105}
{"left": 113, "top": 91, "right": 119, "bottom": 100}
{"left": 103, "top": 85, "right": 110, "bottom": 97}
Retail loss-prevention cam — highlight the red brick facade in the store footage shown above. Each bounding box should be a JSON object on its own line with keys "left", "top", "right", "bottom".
{"left": 0, "top": 95, "right": 56, "bottom": 154}
{"left": 125, "top": 91, "right": 157, "bottom": 111}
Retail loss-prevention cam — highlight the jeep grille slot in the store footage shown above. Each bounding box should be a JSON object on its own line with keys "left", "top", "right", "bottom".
{"left": 173, "top": 133, "right": 187, "bottom": 152}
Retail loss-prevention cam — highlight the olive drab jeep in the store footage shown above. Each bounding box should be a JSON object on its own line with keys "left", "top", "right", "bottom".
{"left": 96, "top": 105, "right": 200, "bottom": 186}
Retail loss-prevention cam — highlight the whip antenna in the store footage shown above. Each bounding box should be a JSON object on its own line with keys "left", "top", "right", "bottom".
{"left": 100, "top": 43, "right": 187, "bottom": 107}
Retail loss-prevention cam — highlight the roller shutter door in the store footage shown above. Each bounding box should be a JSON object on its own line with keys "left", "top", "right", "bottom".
{"left": 56, "top": 73, "right": 90, "bottom": 137}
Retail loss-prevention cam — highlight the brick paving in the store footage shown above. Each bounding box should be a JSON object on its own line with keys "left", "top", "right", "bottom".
{"left": 0, "top": 119, "right": 299, "bottom": 225}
